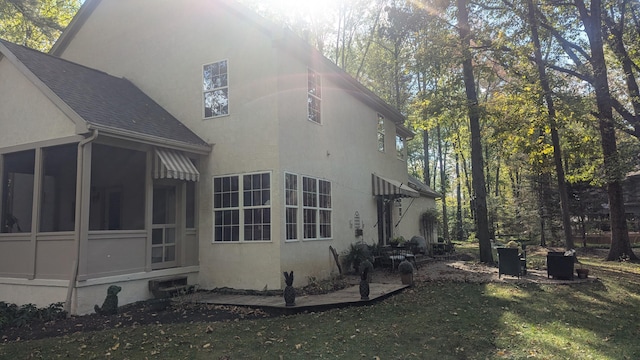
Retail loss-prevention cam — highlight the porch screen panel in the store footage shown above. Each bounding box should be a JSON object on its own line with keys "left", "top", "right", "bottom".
{"left": 186, "top": 181, "right": 196, "bottom": 229}
{"left": 2, "top": 150, "right": 35, "bottom": 233}
{"left": 40, "top": 144, "right": 77, "bottom": 232}
{"left": 89, "top": 145, "right": 145, "bottom": 230}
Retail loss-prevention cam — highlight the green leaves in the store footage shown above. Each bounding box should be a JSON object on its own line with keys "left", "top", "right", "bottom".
{"left": 0, "top": 0, "right": 80, "bottom": 51}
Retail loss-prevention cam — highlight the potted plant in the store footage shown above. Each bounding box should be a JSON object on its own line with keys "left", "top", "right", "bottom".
{"left": 576, "top": 263, "right": 589, "bottom": 279}
{"left": 576, "top": 268, "right": 589, "bottom": 279}
{"left": 398, "top": 259, "right": 414, "bottom": 286}
{"left": 342, "top": 243, "right": 372, "bottom": 274}
{"left": 390, "top": 236, "right": 405, "bottom": 248}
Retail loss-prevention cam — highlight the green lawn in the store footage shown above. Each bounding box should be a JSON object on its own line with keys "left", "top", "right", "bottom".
{"left": 2, "top": 248, "right": 639, "bottom": 359}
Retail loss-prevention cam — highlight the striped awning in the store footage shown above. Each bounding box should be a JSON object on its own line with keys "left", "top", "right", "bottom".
{"left": 154, "top": 148, "right": 200, "bottom": 181}
{"left": 372, "top": 173, "right": 419, "bottom": 198}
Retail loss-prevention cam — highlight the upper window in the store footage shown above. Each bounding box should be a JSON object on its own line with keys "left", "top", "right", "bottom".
{"left": 203, "top": 60, "right": 229, "bottom": 118}
{"left": 377, "top": 114, "right": 385, "bottom": 152}
{"left": 308, "top": 69, "right": 321, "bottom": 124}
{"left": 213, "top": 172, "right": 271, "bottom": 242}
{"left": 396, "top": 135, "right": 405, "bottom": 160}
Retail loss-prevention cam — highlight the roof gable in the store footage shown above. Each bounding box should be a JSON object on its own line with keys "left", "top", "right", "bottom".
{"left": 51, "top": 0, "right": 410, "bottom": 135}
{"left": 0, "top": 39, "right": 210, "bottom": 152}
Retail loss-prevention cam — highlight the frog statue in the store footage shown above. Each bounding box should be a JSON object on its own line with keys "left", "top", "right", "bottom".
{"left": 94, "top": 285, "right": 122, "bottom": 315}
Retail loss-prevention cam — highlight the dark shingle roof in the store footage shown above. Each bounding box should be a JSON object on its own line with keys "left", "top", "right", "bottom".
{"left": 408, "top": 175, "right": 441, "bottom": 198}
{"left": 1, "top": 39, "right": 209, "bottom": 149}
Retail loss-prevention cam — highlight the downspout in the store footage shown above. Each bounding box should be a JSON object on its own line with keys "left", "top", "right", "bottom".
{"left": 65, "top": 130, "right": 98, "bottom": 316}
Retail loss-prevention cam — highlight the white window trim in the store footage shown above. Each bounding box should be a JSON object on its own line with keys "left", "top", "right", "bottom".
{"left": 284, "top": 172, "right": 299, "bottom": 242}
{"left": 307, "top": 68, "right": 322, "bottom": 125}
{"left": 302, "top": 175, "right": 332, "bottom": 241}
{"left": 212, "top": 171, "right": 272, "bottom": 243}
{"left": 283, "top": 172, "right": 332, "bottom": 242}
{"left": 396, "top": 134, "right": 405, "bottom": 160}
{"left": 203, "top": 59, "right": 230, "bottom": 119}
{"left": 377, "top": 114, "right": 385, "bottom": 152}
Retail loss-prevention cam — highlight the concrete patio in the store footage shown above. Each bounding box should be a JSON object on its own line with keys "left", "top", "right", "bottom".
{"left": 187, "top": 283, "right": 409, "bottom": 311}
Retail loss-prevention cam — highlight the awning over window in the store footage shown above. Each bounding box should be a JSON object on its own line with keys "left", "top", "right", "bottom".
{"left": 154, "top": 148, "right": 199, "bottom": 181}
{"left": 371, "top": 173, "right": 419, "bottom": 198}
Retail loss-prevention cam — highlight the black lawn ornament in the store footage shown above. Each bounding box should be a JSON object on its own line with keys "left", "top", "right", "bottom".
{"left": 283, "top": 271, "right": 295, "bottom": 307}
{"left": 94, "top": 285, "right": 121, "bottom": 315}
{"left": 359, "top": 267, "right": 370, "bottom": 300}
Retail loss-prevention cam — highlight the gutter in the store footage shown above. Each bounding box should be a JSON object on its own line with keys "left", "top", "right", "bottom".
{"left": 65, "top": 129, "right": 99, "bottom": 316}
{"left": 86, "top": 124, "right": 212, "bottom": 155}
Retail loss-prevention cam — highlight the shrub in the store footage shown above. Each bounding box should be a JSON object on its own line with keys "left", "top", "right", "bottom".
{"left": 0, "top": 301, "right": 66, "bottom": 329}
{"left": 398, "top": 260, "right": 414, "bottom": 274}
{"left": 303, "top": 275, "right": 349, "bottom": 295}
{"left": 342, "top": 243, "right": 373, "bottom": 273}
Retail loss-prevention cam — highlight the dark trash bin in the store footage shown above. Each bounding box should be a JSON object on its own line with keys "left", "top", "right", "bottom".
{"left": 547, "top": 252, "right": 575, "bottom": 280}
{"left": 498, "top": 247, "right": 522, "bottom": 278}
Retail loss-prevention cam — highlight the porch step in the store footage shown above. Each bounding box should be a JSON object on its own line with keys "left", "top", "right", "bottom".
{"left": 149, "top": 276, "right": 193, "bottom": 299}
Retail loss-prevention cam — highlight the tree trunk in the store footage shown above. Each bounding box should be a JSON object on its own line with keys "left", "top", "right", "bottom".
{"left": 437, "top": 125, "right": 450, "bottom": 241}
{"left": 423, "top": 129, "right": 430, "bottom": 187}
{"left": 528, "top": 0, "right": 574, "bottom": 249}
{"left": 495, "top": 161, "right": 500, "bottom": 197}
{"left": 576, "top": 0, "right": 637, "bottom": 260}
{"left": 355, "top": 4, "right": 383, "bottom": 81}
{"left": 456, "top": 133, "right": 473, "bottom": 206}
{"left": 456, "top": 152, "right": 464, "bottom": 240}
{"left": 457, "top": 0, "right": 492, "bottom": 263}
{"left": 537, "top": 173, "right": 548, "bottom": 247}
{"left": 485, "top": 146, "right": 491, "bottom": 195}
{"left": 394, "top": 44, "right": 402, "bottom": 109}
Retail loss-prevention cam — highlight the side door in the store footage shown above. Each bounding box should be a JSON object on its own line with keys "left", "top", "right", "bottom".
{"left": 152, "top": 185, "right": 177, "bottom": 269}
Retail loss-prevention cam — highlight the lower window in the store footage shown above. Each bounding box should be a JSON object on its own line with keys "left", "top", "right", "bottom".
{"left": 213, "top": 172, "right": 271, "bottom": 242}
{"left": 300, "top": 175, "right": 332, "bottom": 240}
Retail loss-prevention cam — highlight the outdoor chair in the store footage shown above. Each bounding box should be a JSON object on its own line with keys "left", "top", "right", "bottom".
{"left": 379, "top": 247, "right": 416, "bottom": 270}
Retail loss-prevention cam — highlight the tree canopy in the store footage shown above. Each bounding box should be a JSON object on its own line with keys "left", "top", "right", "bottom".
{"left": 242, "top": 0, "right": 640, "bottom": 260}
{"left": 0, "top": 0, "right": 80, "bottom": 51}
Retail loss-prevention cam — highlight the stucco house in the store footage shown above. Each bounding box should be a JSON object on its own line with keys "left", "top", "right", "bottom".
{"left": 0, "top": 0, "right": 439, "bottom": 314}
